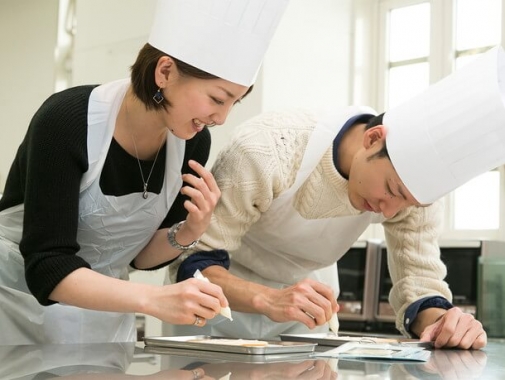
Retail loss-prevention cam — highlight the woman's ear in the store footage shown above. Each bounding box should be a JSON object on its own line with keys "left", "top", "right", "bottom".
{"left": 363, "top": 125, "right": 387, "bottom": 149}
{"left": 154, "top": 56, "right": 175, "bottom": 88}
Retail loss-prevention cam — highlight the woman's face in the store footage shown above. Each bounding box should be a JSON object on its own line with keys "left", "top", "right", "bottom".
{"left": 159, "top": 63, "right": 249, "bottom": 140}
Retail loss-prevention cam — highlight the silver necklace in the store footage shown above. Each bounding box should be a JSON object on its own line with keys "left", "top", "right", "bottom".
{"left": 130, "top": 131, "right": 166, "bottom": 199}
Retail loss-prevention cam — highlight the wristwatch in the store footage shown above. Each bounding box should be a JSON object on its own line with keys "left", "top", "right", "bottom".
{"left": 167, "top": 221, "right": 199, "bottom": 251}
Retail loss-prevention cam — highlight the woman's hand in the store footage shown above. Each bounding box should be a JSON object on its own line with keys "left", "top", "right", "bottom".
{"left": 132, "top": 160, "right": 221, "bottom": 268}
{"left": 178, "top": 160, "right": 221, "bottom": 242}
{"left": 145, "top": 278, "right": 228, "bottom": 326}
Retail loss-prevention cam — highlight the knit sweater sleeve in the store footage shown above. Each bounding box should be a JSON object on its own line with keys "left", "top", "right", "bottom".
{"left": 381, "top": 199, "right": 452, "bottom": 336}
{"left": 14, "top": 87, "right": 92, "bottom": 305}
{"left": 168, "top": 109, "right": 315, "bottom": 282}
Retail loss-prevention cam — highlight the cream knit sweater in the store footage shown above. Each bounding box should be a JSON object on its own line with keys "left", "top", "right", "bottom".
{"left": 171, "top": 108, "right": 452, "bottom": 335}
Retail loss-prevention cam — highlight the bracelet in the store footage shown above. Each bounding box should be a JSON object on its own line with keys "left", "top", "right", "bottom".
{"left": 167, "top": 221, "right": 199, "bottom": 251}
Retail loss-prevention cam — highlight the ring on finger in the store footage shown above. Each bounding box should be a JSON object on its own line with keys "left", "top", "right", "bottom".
{"left": 304, "top": 311, "right": 316, "bottom": 320}
{"left": 191, "top": 368, "right": 203, "bottom": 379}
{"left": 193, "top": 316, "right": 201, "bottom": 326}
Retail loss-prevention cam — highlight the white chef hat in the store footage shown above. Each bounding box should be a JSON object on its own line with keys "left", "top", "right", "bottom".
{"left": 384, "top": 45, "right": 505, "bottom": 204}
{"left": 148, "top": 0, "right": 289, "bottom": 87}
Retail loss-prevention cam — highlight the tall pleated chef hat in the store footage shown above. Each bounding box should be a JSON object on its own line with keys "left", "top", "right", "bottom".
{"left": 384, "top": 45, "right": 505, "bottom": 204}
{"left": 148, "top": 0, "right": 290, "bottom": 87}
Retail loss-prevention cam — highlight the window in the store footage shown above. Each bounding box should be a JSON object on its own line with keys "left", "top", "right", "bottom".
{"left": 386, "top": 2, "right": 430, "bottom": 108}
{"left": 362, "top": 0, "right": 505, "bottom": 240}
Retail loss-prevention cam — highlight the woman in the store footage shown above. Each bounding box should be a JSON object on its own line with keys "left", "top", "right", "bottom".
{"left": 0, "top": 0, "right": 289, "bottom": 344}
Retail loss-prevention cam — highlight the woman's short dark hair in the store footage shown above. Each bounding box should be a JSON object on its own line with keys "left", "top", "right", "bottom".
{"left": 130, "top": 43, "right": 218, "bottom": 110}
{"left": 130, "top": 43, "right": 253, "bottom": 111}
{"left": 365, "top": 112, "right": 390, "bottom": 160}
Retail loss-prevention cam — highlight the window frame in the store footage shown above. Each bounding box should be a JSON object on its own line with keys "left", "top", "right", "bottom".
{"left": 353, "top": 0, "right": 505, "bottom": 240}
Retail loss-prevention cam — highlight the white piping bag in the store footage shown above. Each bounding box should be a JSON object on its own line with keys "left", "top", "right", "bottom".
{"left": 194, "top": 269, "right": 233, "bottom": 321}
{"left": 329, "top": 313, "right": 339, "bottom": 335}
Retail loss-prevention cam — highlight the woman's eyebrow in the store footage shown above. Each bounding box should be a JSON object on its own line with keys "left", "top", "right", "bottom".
{"left": 217, "top": 86, "right": 236, "bottom": 99}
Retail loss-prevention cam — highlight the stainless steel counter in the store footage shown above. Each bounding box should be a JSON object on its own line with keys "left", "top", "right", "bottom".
{"left": 1, "top": 339, "right": 504, "bottom": 379}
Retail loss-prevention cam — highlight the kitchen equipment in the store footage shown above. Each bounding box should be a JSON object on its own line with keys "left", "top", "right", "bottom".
{"left": 143, "top": 335, "right": 316, "bottom": 355}
{"left": 478, "top": 240, "right": 505, "bottom": 338}
{"left": 336, "top": 240, "right": 382, "bottom": 332}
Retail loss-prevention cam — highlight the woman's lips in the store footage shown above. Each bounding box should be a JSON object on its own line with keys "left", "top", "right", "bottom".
{"left": 192, "top": 119, "right": 205, "bottom": 132}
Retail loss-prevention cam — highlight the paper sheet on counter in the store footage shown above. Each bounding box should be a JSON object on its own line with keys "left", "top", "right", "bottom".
{"left": 313, "top": 342, "right": 431, "bottom": 362}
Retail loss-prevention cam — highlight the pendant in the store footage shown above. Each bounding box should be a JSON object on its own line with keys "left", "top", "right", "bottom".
{"left": 143, "top": 184, "right": 149, "bottom": 199}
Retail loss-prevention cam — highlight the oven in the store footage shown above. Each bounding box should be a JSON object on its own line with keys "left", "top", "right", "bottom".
{"left": 336, "top": 240, "right": 381, "bottom": 333}
{"left": 440, "top": 240, "right": 483, "bottom": 315}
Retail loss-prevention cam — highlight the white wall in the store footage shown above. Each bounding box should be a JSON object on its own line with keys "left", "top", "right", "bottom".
{"left": 71, "top": 0, "right": 157, "bottom": 85}
{"left": 0, "top": 0, "right": 59, "bottom": 190}
{"left": 262, "top": 0, "right": 352, "bottom": 111}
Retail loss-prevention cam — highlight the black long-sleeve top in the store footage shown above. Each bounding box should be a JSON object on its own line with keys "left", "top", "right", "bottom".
{"left": 0, "top": 84, "right": 211, "bottom": 305}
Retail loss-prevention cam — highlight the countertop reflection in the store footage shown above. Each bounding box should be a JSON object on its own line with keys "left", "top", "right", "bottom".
{"left": 1, "top": 339, "right": 504, "bottom": 379}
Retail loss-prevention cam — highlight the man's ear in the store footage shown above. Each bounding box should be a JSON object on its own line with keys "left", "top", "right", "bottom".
{"left": 363, "top": 125, "right": 387, "bottom": 149}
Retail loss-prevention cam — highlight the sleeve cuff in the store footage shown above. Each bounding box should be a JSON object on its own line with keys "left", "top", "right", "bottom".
{"left": 129, "top": 256, "right": 178, "bottom": 271}
{"left": 176, "top": 250, "right": 230, "bottom": 282}
{"left": 404, "top": 296, "right": 454, "bottom": 336}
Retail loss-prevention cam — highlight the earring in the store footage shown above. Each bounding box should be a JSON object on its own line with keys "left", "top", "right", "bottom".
{"left": 153, "top": 87, "right": 164, "bottom": 104}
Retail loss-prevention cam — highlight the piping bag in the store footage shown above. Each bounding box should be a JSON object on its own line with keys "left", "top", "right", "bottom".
{"left": 194, "top": 269, "right": 233, "bottom": 321}
{"left": 329, "top": 313, "right": 339, "bottom": 335}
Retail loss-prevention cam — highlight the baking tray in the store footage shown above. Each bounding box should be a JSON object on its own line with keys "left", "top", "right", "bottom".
{"left": 144, "top": 335, "right": 317, "bottom": 355}
{"left": 144, "top": 345, "right": 316, "bottom": 363}
{"left": 279, "top": 333, "right": 433, "bottom": 348}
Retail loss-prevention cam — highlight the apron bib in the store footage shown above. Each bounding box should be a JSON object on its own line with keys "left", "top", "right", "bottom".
{"left": 167, "top": 106, "right": 382, "bottom": 339}
{"left": 0, "top": 79, "right": 185, "bottom": 345}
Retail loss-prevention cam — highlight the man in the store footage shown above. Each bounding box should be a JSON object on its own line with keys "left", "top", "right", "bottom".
{"left": 166, "top": 46, "right": 505, "bottom": 349}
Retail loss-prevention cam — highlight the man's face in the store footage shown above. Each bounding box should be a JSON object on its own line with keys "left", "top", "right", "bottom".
{"left": 347, "top": 126, "right": 422, "bottom": 218}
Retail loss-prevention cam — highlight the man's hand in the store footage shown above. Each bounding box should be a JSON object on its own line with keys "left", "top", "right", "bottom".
{"left": 418, "top": 307, "right": 487, "bottom": 349}
{"left": 258, "top": 278, "right": 339, "bottom": 328}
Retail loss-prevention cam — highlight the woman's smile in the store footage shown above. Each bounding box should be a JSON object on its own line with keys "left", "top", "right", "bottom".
{"left": 192, "top": 118, "right": 207, "bottom": 132}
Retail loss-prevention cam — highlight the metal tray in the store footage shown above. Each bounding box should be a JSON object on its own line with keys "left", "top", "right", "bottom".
{"left": 144, "top": 345, "right": 316, "bottom": 363}
{"left": 144, "top": 335, "right": 317, "bottom": 355}
{"left": 279, "top": 333, "right": 433, "bottom": 348}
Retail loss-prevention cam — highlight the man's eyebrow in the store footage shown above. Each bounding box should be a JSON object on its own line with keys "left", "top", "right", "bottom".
{"left": 398, "top": 185, "right": 408, "bottom": 200}
{"left": 393, "top": 180, "right": 407, "bottom": 200}
{"left": 385, "top": 181, "right": 394, "bottom": 195}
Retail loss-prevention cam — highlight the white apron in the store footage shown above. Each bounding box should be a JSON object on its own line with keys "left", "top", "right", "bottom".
{"left": 166, "top": 106, "right": 383, "bottom": 340}
{"left": 0, "top": 79, "right": 185, "bottom": 345}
